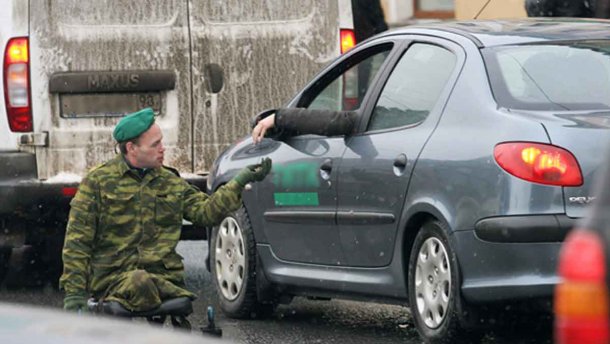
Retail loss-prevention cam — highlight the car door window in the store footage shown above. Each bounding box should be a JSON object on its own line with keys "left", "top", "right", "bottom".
{"left": 306, "top": 46, "right": 392, "bottom": 111}
{"left": 368, "top": 43, "right": 456, "bottom": 131}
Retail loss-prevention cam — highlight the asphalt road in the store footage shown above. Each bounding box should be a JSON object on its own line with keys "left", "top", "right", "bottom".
{"left": 0, "top": 242, "right": 552, "bottom": 344}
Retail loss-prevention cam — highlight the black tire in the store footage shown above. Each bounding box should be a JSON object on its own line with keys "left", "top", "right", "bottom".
{"left": 210, "top": 206, "right": 275, "bottom": 319}
{"left": 0, "top": 247, "right": 9, "bottom": 286}
{"left": 407, "top": 220, "right": 481, "bottom": 344}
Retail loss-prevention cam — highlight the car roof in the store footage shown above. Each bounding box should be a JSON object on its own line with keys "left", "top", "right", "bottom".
{"left": 383, "top": 18, "right": 610, "bottom": 48}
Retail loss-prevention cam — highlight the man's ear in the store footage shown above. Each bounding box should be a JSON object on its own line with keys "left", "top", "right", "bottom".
{"left": 126, "top": 141, "right": 136, "bottom": 153}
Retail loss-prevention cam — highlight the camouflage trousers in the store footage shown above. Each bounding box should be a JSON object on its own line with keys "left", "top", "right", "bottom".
{"left": 104, "top": 269, "right": 195, "bottom": 312}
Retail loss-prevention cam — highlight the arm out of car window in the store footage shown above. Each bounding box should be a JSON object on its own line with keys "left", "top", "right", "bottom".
{"left": 252, "top": 108, "right": 358, "bottom": 143}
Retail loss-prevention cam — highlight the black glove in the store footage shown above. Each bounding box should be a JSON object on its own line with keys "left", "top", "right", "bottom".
{"left": 234, "top": 158, "right": 272, "bottom": 186}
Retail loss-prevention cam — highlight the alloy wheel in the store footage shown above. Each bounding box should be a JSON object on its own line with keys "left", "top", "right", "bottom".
{"left": 214, "top": 217, "right": 246, "bottom": 301}
{"left": 414, "top": 237, "right": 452, "bottom": 329}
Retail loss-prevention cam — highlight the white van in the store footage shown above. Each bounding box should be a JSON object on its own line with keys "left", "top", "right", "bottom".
{"left": 0, "top": 0, "right": 353, "bottom": 284}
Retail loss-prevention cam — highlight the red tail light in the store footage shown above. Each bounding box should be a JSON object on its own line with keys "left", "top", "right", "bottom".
{"left": 555, "top": 229, "right": 609, "bottom": 344}
{"left": 340, "top": 29, "right": 355, "bottom": 54}
{"left": 62, "top": 187, "right": 78, "bottom": 197}
{"left": 3, "top": 37, "right": 32, "bottom": 132}
{"left": 494, "top": 142, "right": 582, "bottom": 186}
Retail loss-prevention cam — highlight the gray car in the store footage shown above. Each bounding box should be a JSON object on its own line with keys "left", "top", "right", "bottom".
{"left": 206, "top": 19, "right": 610, "bottom": 343}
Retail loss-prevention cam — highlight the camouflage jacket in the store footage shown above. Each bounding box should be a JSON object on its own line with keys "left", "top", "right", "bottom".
{"left": 60, "top": 155, "right": 243, "bottom": 298}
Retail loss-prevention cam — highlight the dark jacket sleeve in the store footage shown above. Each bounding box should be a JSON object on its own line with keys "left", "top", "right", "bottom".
{"left": 274, "top": 108, "right": 358, "bottom": 137}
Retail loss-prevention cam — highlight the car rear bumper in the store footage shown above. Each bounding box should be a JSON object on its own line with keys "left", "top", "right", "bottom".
{"left": 474, "top": 214, "right": 576, "bottom": 243}
{"left": 455, "top": 214, "right": 578, "bottom": 303}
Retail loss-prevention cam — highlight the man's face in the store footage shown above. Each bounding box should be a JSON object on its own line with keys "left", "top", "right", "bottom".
{"left": 127, "top": 123, "right": 165, "bottom": 169}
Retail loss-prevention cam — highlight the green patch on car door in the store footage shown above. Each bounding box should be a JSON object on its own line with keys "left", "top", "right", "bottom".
{"left": 272, "top": 162, "right": 320, "bottom": 206}
{"left": 273, "top": 162, "right": 319, "bottom": 188}
{"left": 274, "top": 192, "right": 319, "bottom": 206}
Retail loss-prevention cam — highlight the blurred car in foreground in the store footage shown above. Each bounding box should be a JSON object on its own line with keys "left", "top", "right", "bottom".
{"left": 207, "top": 19, "right": 610, "bottom": 343}
{"left": 0, "top": 302, "right": 219, "bottom": 344}
{"left": 555, "top": 149, "right": 610, "bottom": 344}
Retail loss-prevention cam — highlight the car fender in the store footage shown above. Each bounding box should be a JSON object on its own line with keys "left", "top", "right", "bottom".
{"left": 389, "top": 196, "right": 457, "bottom": 287}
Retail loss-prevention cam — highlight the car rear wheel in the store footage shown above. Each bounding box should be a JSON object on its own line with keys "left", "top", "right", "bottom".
{"left": 408, "top": 220, "right": 480, "bottom": 343}
{"left": 210, "top": 206, "right": 275, "bottom": 319}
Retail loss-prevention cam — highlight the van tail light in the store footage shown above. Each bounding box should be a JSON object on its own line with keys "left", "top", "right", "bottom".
{"left": 340, "top": 29, "right": 355, "bottom": 54}
{"left": 555, "top": 229, "right": 609, "bottom": 344}
{"left": 494, "top": 142, "right": 582, "bottom": 186}
{"left": 3, "top": 37, "right": 32, "bottom": 132}
{"left": 62, "top": 187, "right": 78, "bottom": 197}
{"left": 338, "top": 29, "right": 357, "bottom": 108}
{"left": 342, "top": 67, "right": 359, "bottom": 110}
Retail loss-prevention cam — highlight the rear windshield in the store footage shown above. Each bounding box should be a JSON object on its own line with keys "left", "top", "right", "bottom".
{"left": 483, "top": 41, "right": 610, "bottom": 111}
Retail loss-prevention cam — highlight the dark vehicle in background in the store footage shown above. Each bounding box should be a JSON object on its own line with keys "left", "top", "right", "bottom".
{"left": 554, "top": 148, "right": 610, "bottom": 344}
{"left": 207, "top": 19, "right": 610, "bottom": 342}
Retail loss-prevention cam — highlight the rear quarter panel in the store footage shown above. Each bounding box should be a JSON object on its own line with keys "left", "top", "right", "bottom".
{"left": 405, "top": 40, "right": 564, "bottom": 235}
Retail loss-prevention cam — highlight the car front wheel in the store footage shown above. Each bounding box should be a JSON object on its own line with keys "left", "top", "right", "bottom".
{"left": 210, "top": 206, "right": 275, "bottom": 319}
{"left": 408, "top": 220, "right": 479, "bottom": 343}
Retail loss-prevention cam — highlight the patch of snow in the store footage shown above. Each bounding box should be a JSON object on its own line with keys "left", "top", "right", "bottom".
{"left": 44, "top": 173, "right": 82, "bottom": 184}
{"left": 180, "top": 173, "right": 207, "bottom": 180}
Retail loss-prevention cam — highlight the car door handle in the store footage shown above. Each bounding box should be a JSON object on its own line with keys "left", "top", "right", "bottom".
{"left": 320, "top": 159, "right": 332, "bottom": 181}
{"left": 393, "top": 154, "right": 407, "bottom": 168}
{"left": 320, "top": 159, "right": 332, "bottom": 172}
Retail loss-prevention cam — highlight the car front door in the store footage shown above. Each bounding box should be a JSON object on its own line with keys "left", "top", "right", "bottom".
{"left": 337, "top": 39, "right": 463, "bottom": 267}
{"left": 259, "top": 42, "right": 395, "bottom": 265}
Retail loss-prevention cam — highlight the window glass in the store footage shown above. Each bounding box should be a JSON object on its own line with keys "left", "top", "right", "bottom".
{"left": 307, "top": 48, "right": 391, "bottom": 111}
{"left": 368, "top": 44, "right": 456, "bottom": 131}
{"left": 484, "top": 42, "right": 610, "bottom": 110}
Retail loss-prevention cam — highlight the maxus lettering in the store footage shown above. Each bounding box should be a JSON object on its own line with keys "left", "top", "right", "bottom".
{"left": 87, "top": 74, "right": 140, "bottom": 91}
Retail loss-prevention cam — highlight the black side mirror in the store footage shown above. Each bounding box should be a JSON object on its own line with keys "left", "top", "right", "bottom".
{"left": 204, "top": 63, "right": 224, "bottom": 94}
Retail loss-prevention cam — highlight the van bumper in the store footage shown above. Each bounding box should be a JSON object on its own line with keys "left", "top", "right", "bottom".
{"left": 0, "top": 152, "right": 75, "bottom": 217}
{"left": 0, "top": 152, "right": 209, "bottom": 241}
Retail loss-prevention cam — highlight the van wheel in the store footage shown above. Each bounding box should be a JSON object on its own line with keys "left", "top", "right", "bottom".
{"left": 0, "top": 247, "right": 9, "bottom": 285}
{"left": 210, "top": 206, "right": 275, "bottom": 319}
{"left": 407, "top": 220, "right": 480, "bottom": 344}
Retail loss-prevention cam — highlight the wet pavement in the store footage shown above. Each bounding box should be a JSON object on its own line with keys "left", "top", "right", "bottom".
{"left": 0, "top": 241, "right": 553, "bottom": 343}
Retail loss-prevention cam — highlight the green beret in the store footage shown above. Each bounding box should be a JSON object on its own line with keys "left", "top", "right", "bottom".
{"left": 113, "top": 108, "right": 155, "bottom": 142}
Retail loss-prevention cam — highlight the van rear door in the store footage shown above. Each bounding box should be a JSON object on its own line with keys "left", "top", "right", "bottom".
{"left": 29, "top": 1, "right": 193, "bottom": 179}
{"left": 188, "top": 0, "right": 345, "bottom": 172}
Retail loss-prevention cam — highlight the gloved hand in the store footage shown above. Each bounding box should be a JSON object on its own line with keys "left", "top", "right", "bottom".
{"left": 63, "top": 294, "right": 88, "bottom": 313}
{"left": 234, "top": 158, "right": 272, "bottom": 186}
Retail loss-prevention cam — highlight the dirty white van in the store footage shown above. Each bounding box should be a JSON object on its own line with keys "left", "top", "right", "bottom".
{"left": 0, "top": 0, "right": 353, "bottom": 285}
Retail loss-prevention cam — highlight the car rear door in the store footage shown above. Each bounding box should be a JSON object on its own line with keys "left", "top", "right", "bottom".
{"left": 188, "top": 0, "right": 346, "bottom": 172}
{"left": 29, "top": 1, "right": 192, "bottom": 179}
{"left": 336, "top": 37, "right": 464, "bottom": 267}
